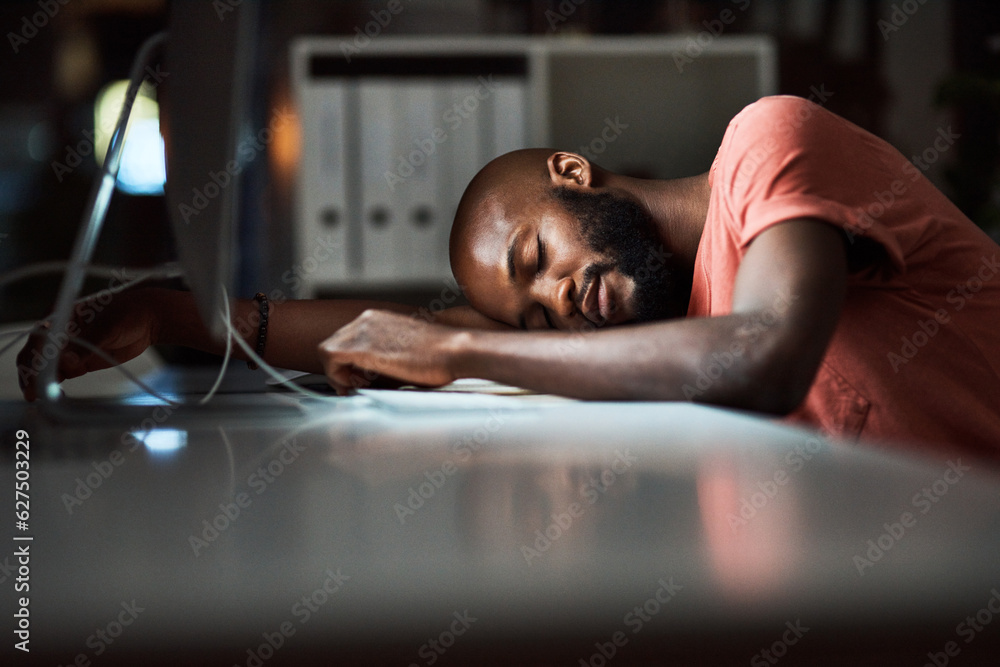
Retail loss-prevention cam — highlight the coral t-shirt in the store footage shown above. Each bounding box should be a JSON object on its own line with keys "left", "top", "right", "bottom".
{"left": 690, "top": 95, "right": 1000, "bottom": 461}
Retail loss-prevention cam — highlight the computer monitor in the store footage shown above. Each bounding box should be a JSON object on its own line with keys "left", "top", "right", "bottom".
{"left": 38, "top": 0, "right": 259, "bottom": 410}
{"left": 162, "top": 0, "right": 259, "bottom": 340}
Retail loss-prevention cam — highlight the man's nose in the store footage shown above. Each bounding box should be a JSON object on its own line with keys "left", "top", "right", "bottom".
{"left": 532, "top": 276, "right": 575, "bottom": 319}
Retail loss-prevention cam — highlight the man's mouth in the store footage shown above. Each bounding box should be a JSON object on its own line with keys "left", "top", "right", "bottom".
{"left": 580, "top": 270, "right": 609, "bottom": 325}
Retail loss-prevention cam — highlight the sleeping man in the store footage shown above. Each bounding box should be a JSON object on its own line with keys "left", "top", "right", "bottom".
{"left": 17, "top": 96, "right": 1000, "bottom": 460}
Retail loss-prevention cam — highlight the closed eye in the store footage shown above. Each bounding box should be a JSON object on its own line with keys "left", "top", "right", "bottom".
{"left": 535, "top": 234, "right": 546, "bottom": 276}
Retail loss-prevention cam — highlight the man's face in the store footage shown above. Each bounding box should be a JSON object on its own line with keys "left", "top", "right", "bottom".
{"left": 455, "top": 187, "right": 682, "bottom": 330}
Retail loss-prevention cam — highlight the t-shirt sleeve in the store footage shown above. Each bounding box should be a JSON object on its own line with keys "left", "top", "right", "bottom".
{"left": 712, "top": 96, "right": 907, "bottom": 275}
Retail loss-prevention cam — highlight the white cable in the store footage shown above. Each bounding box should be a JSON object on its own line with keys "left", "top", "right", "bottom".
{"left": 0, "top": 328, "right": 34, "bottom": 361}
{"left": 0, "top": 261, "right": 184, "bottom": 291}
{"left": 5, "top": 265, "right": 338, "bottom": 405}
{"left": 55, "top": 336, "right": 182, "bottom": 407}
{"left": 0, "top": 262, "right": 186, "bottom": 359}
{"left": 0, "top": 329, "right": 33, "bottom": 364}
{"left": 4, "top": 323, "right": 180, "bottom": 406}
{"left": 2, "top": 260, "right": 210, "bottom": 406}
{"left": 0, "top": 328, "right": 32, "bottom": 340}
{"left": 197, "top": 286, "right": 235, "bottom": 406}
{"left": 218, "top": 426, "right": 237, "bottom": 501}
{"left": 232, "top": 411, "right": 350, "bottom": 483}
{"left": 7, "top": 309, "right": 335, "bottom": 404}
{"left": 69, "top": 268, "right": 183, "bottom": 306}
{"left": 52, "top": 282, "right": 231, "bottom": 407}
{"left": 220, "top": 285, "right": 335, "bottom": 402}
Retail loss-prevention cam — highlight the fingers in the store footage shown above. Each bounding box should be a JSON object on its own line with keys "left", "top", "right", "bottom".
{"left": 317, "top": 310, "right": 455, "bottom": 390}
{"left": 58, "top": 348, "right": 90, "bottom": 381}
{"left": 325, "top": 361, "right": 357, "bottom": 396}
{"left": 15, "top": 323, "right": 97, "bottom": 401}
{"left": 318, "top": 334, "right": 383, "bottom": 395}
{"left": 14, "top": 293, "right": 151, "bottom": 401}
{"left": 16, "top": 323, "right": 52, "bottom": 402}
{"left": 322, "top": 355, "right": 380, "bottom": 396}
{"left": 15, "top": 350, "right": 45, "bottom": 403}
{"left": 60, "top": 337, "right": 116, "bottom": 378}
{"left": 15, "top": 353, "right": 38, "bottom": 403}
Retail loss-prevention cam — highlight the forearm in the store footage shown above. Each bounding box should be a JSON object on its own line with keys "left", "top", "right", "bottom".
{"left": 451, "top": 313, "right": 796, "bottom": 409}
{"left": 157, "top": 289, "right": 420, "bottom": 373}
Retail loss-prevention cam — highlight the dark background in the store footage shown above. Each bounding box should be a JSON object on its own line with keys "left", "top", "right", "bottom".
{"left": 1, "top": 0, "right": 998, "bottom": 325}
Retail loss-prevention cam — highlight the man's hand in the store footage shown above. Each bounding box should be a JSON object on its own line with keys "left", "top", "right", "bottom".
{"left": 317, "top": 310, "right": 469, "bottom": 395}
{"left": 16, "top": 288, "right": 162, "bottom": 402}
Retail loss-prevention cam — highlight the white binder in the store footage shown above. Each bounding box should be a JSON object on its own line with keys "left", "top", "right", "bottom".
{"left": 294, "top": 81, "right": 348, "bottom": 295}
{"left": 359, "top": 79, "right": 403, "bottom": 282}
{"left": 491, "top": 77, "right": 527, "bottom": 160}
{"left": 393, "top": 80, "right": 440, "bottom": 281}
{"left": 435, "top": 79, "right": 487, "bottom": 282}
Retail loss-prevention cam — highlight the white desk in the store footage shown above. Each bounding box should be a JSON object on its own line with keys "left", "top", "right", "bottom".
{"left": 3, "top": 382, "right": 999, "bottom": 665}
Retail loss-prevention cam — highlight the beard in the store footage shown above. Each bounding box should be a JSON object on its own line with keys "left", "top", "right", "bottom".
{"left": 552, "top": 187, "right": 688, "bottom": 323}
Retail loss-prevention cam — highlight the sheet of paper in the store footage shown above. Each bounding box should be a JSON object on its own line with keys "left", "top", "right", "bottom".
{"left": 264, "top": 369, "right": 327, "bottom": 386}
{"left": 358, "top": 379, "right": 574, "bottom": 411}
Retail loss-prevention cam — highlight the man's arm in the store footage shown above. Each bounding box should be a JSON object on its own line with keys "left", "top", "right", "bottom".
{"left": 160, "top": 291, "right": 419, "bottom": 373}
{"left": 16, "top": 286, "right": 506, "bottom": 401}
{"left": 161, "top": 292, "right": 506, "bottom": 373}
{"left": 318, "top": 219, "right": 848, "bottom": 413}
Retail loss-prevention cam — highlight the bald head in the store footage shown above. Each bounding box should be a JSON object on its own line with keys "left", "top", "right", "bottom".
{"left": 449, "top": 148, "right": 555, "bottom": 281}
{"left": 448, "top": 149, "right": 681, "bottom": 329}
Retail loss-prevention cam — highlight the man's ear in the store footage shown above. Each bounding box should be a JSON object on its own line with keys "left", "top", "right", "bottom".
{"left": 547, "top": 151, "right": 592, "bottom": 188}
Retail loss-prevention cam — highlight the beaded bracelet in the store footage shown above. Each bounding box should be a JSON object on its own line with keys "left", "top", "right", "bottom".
{"left": 247, "top": 292, "right": 269, "bottom": 370}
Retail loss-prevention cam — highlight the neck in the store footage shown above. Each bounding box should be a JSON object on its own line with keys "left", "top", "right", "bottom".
{"left": 597, "top": 170, "right": 711, "bottom": 273}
